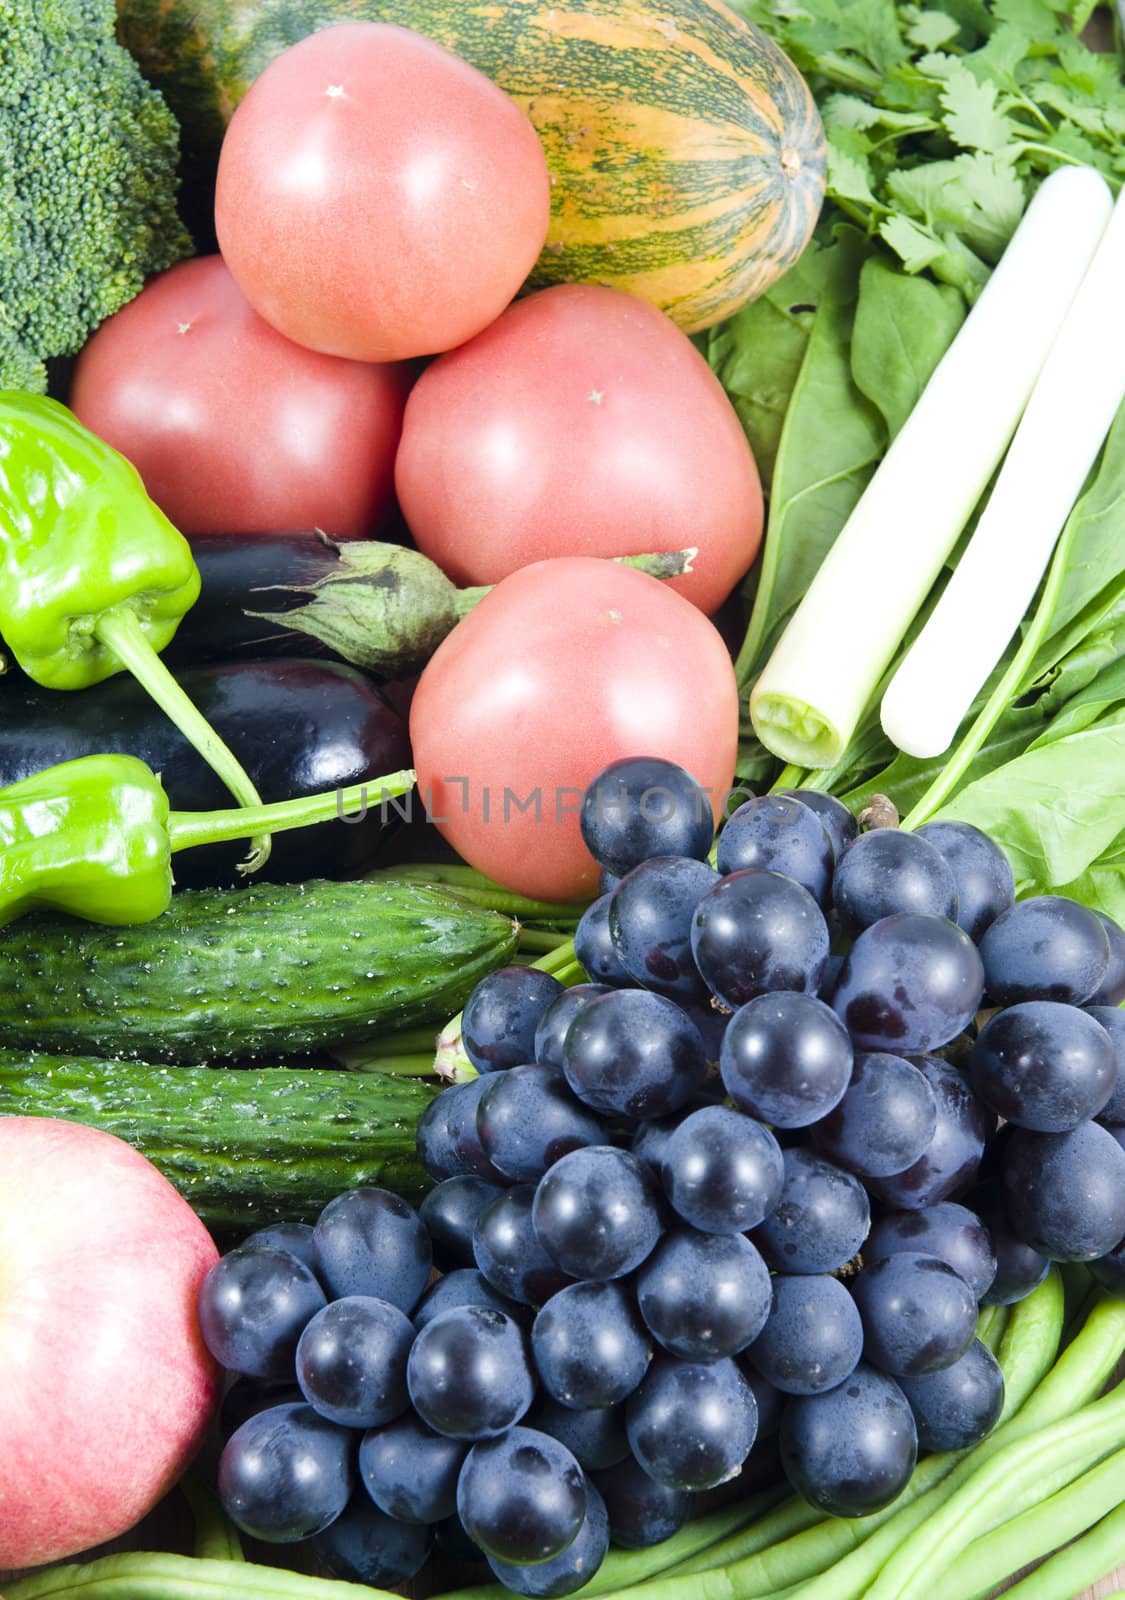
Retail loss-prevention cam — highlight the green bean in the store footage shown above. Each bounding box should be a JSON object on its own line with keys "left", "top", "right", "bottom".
{"left": 179, "top": 1474, "right": 243, "bottom": 1564}
{"left": 975, "top": 1302, "right": 1008, "bottom": 1356}
{"left": 985, "top": 1497, "right": 1125, "bottom": 1600}
{"left": 864, "top": 1380, "right": 1125, "bottom": 1600}
{"left": 574, "top": 1488, "right": 793, "bottom": 1598}
{"left": 661, "top": 1270, "right": 1065, "bottom": 1598}
{"left": 660, "top": 1500, "right": 825, "bottom": 1578}
{"left": 5, "top": 1554, "right": 395, "bottom": 1600}
{"left": 939, "top": 1446, "right": 1125, "bottom": 1600}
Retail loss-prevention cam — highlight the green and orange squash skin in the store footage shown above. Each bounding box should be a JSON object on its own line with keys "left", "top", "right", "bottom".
{"left": 117, "top": 0, "right": 826, "bottom": 331}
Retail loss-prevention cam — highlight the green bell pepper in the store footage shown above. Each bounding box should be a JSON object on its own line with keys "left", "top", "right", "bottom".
{"left": 0, "top": 754, "right": 416, "bottom": 927}
{"left": 0, "top": 393, "right": 270, "bottom": 867}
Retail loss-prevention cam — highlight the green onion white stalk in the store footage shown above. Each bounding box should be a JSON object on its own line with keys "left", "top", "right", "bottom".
{"left": 748, "top": 165, "right": 1114, "bottom": 768}
{"left": 882, "top": 180, "right": 1125, "bottom": 757}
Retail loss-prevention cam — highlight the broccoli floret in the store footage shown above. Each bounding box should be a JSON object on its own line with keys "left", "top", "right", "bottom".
{"left": 0, "top": 0, "right": 193, "bottom": 392}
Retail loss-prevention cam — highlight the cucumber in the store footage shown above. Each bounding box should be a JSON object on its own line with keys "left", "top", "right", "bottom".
{"left": 0, "top": 879, "right": 517, "bottom": 1061}
{"left": 0, "top": 1053, "right": 438, "bottom": 1231}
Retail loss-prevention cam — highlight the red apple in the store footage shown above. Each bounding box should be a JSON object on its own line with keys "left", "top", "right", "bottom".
{"left": 0, "top": 1118, "right": 220, "bottom": 1568}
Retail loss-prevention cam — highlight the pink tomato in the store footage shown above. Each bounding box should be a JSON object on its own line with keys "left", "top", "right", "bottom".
{"left": 409, "top": 557, "right": 740, "bottom": 901}
{"left": 69, "top": 255, "right": 411, "bottom": 537}
{"left": 214, "top": 24, "right": 551, "bottom": 362}
{"left": 395, "top": 285, "right": 764, "bottom": 615}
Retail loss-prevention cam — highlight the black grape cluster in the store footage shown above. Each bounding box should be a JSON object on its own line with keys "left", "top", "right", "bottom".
{"left": 413, "top": 757, "right": 1125, "bottom": 1580}
{"left": 197, "top": 757, "right": 1125, "bottom": 1596}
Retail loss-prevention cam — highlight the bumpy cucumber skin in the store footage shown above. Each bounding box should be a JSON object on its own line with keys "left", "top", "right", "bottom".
{"left": 0, "top": 1053, "right": 438, "bottom": 1232}
{"left": 0, "top": 879, "right": 518, "bottom": 1062}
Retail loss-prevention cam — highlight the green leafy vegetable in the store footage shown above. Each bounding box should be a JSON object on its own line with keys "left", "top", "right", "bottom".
{"left": 931, "top": 711, "right": 1125, "bottom": 895}
{"left": 737, "top": 0, "right": 1125, "bottom": 295}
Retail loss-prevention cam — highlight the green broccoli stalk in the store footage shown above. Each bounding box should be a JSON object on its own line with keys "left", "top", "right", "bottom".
{"left": 0, "top": 0, "right": 192, "bottom": 393}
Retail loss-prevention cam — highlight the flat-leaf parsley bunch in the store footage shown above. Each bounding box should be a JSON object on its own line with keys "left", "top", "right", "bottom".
{"left": 739, "top": 0, "right": 1125, "bottom": 297}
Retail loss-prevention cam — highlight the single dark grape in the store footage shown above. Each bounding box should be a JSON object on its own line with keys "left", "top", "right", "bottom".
{"left": 1088, "top": 913, "right": 1125, "bottom": 1006}
{"left": 420, "top": 1177, "right": 507, "bottom": 1272}
{"left": 487, "top": 1481, "right": 610, "bottom": 1598}
{"left": 1088, "top": 1005, "right": 1125, "bottom": 1124}
{"left": 314, "top": 1188, "right": 431, "bottom": 1313}
{"left": 241, "top": 1223, "right": 320, "bottom": 1279}
{"left": 971, "top": 1184, "right": 1051, "bottom": 1307}
{"left": 473, "top": 1186, "right": 574, "bottom": 1306}
{"left": 407, "top": 1305, "right": 535, "bottom": 1440}
{"left": 478, "top": 1064, "right": 608, "bottom": 1184}
{"left": 897, "top": 1339, "right": 1005, "bottom": 1453}
{"left": 867, "top": 1058, "right": 993, "bottom": 1212}
{"left": 563, "top": 989, "right": 706, "bottom": 1120}
{"left": 692, "top": 871, "right": 830, "bottom": 1007}
{"left": 312, "top": 1493, "right": 432, "bottom": 1585}
{"left": 417, "top": 1090, "right": 469, "bottom": 1183}
{"left": 198, "top": 1247, "right": 327, "bottom": 1380}
{"left": 851, "top": 1252, "right": 978, "bottom": 1377}
{"left": 720, "top": 992, "right": 853, "bottom": 1129}
{"left": 532, "top": 1280, "right": 652, "bottom": 1410}
{"left": 534, "top": 985, "right": 611, "bottom": 1071}
{"left": 970, "top": 1001, "right": 1116, "bottom": 1131}
{"left": 980, "top": 896, "right": 1110, "bottom": 1006}
{"left": 812, "top": 1052, "right": 938, "bottom": 1178}
{"left": 832, "top": 830, "right": 957, "bottom": 939}
{"left": 831, "top": 914, "right": 984, "bottom": 1054}
{"left": 1003, "top": 1121, "right": 1125, "bottom": 1261}
{"left": 781, "top": 790, "right": 859, "bottom": 864}
{"left": 636, "top": 1229, "right": 772, "bottom": 1361}
{"left": 413, "top": 1268, "right": 526, "bottom": 1331}
{"left": 218, "top": 1402, "right": 353, "bottom": 1542}
{"left": 575, "top": 895, "right": 633, "bottom": 986}
{"left": 359, "top": 1411, "right": 467, "bottom": 1524}
{"left": 914, "top": 821, "right": 1015, "bottom": 942}
{"left": 608, "top": 856, "right": 718, "bottom": 997}
{"left": 716, "top": 795, "right": 835, "bottom": 907}
{"left": 533, "top": 1147, "right": 663, "bottom": 1282}
{"left": 590, "top": 1456, "right": 693, "bottom": 1548}
{"left": 625, "top": 1355, "right": 757, "bottom": 1491}
{"left": 779, "top": 1365, "right": 917, "bottom": 1517}
{"left": 296, "top": 1296, "right": 413, "bottom": 1429}
{"left": 463, "top": 966, "right": 565, "bottom": 1073}
{"left": 745, "top": 1274, "right": 863, "bottom": 1396}
{"left": 527, "top": 1396, "right": 630, "bottom": 1471}
{"left": 752, "top": 1148, "right": 870, "bottom": 1275}
{"left": 580, "top": 757, "right": 714, "bottom": 879}
{"left": 458, "top": 1426, "right": 587, "bottom": 1565}
{"left": 865, "top": 1203, "right": 997, "bottom": 1300}
{"left": 659, "top": 1104, "right": 783, "bottom": 1234}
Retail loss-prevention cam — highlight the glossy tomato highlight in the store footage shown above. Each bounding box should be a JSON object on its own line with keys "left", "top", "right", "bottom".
{"left": 214, "top": 24, "right": 551, "bottom": 362}
{"left": 69, "top": 256, "right": 411, "bottom": 538}
{"left": 395, "top": 285, "right": 764, "bottom": 615}
{"left": 409, "top": 558, "right": 740, "bottom": 901}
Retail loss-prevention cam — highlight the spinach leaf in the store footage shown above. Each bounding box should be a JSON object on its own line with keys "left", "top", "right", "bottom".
{"left": 1031, "top": 399, "right": 1125, "bottom": 664}
{"left": 708, "top": 242, "right": 832, "bottom": 492}
{"left": 930, "top": 709, "right": 1125, "bottom": 895}
{"left": 850, "top": 257, "right": 966, "bottom": 438}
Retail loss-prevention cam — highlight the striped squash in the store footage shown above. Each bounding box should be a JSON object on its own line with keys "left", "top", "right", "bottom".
{"left": 118, "top": 0, "right": 826, "bottom": 330}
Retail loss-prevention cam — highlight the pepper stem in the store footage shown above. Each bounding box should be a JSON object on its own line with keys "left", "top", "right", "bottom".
{"left": 94, "top": 606, "right": 272, "bottom": 873}
{"left": 167, "top": 768, "right": 417, "bottom": 854}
